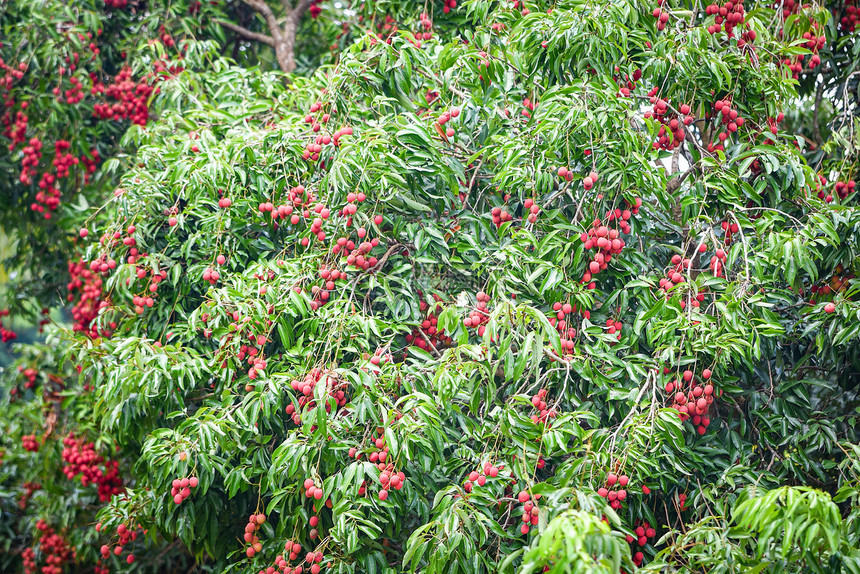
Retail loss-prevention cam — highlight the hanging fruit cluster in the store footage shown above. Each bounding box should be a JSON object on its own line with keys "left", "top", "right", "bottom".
{"left": 651, "top": 0, "right": 670, "bottom": 31}
{"left": 463, "top": 461, "right": 501, "bottom": 493}
{"left": 834, "top": 179, "right": 857, "bottom": 201}
{"left": 626, "top": 519, "right": 656, "bottom": 566}
{"left": 287, "top": 369, "right": 349, "bottom": 425}
{"left": 377, "top": 458, "right": 407, "bottom": 501}
{"left": 0, "top": 308, "right": 17, "bottom": 342}
{"left": 366, "top": 347, "right": 392, "bottom": 368}
{"left": 529, "top": 388, "right": 557, "bottom": 426}
{"left": 644, "top": 90, "right": 692, "bottom": 151}
{"left": 463, "top": 290, "right": 492, "bottom": 336}
{"left": 708, "top": 246, "right": 728, "bottom": 278}
{"left": 516, "top": 490, "right": 541, "bottom": 535}
{"left": 243, "top": 513, "right": 267, "bottom": 558}
{"left": 414, "top": 11, "right": 435, "bottom": 44}
{"left": 596, "top": 471, "right": 629, "bottom": 510}
{"left": 490, "top": 203, "right": 513, "bottom": 227}
{"left": 840, "top": 0, "right": 859, "bottom": 33}
{"left": 24, "top": 520, "right": 74, "bottom": 574}
{"left": 333, "top": 191, "right": 384, "bottom": 271}
{"left": 613, "top": 66, "right": 641, "bottom": 98}
{"left": 720, "top": 218, "right": 741, "bottom": 245}
{"left": 703, "top": 0, "right": 746, "bottom": 36}
{"left": 522, "top": 197, "right": 542, "bottom": 223}
{"left": 706, "top": 98, "right": 744, "bottom": 154}
{"left": 664, "top": 367, "right": 717, "bottom": 435}
{"left": 66, "top": 258, "right": 110, "bottom": 338}
{"left": 604, "top": 317, "right": 624, "bottom": 342}
{"left": 19, "top": 366, "right": 38, "bottom": 389}
{"left": 773, "top": 1, "right": 826, "bottom": 78}
{"left": 366, "top": 425, "right": 392, "bottom": 466}
{"left": 405, "top": 294, "right": 454, "bottom": 352}
{"left": 301, "top": 101, "right": 353, "bottom": 163}
{"left": 578, "top": 206, "right": 633, "bottom": 287}
{"left": 97, "top": 522, "right": 140, "bottom": 565}
{"left": 433, "top": 107, "right": 459, "bottom": 142}
{"left": 22, "top": 434, "right": 40, "bottom": 452}
{"left": 0, "top": 57, "right": 26, "bottom": 88}
{"left": 549, "top": 300, "right": 582, "bottom": 358}
{"left": 170, "top": 475, "right": 198, "bottom": 504}
{"left": 657, "top": 253, "right": 690, "bottom": 297}
{"left": 5, "top": 108, "right": 29, "bottom": 149}
{"left": 261, "top": 545, "right": 325, "bottom": 574}
{"left": 92, "top": 67, "right": 155, "bottom": 126}
{"left": 60, "top": 433, "right": 124, "bottom": 501}
{"left": 521, "top": 97, "right": 537, "bottom": 118}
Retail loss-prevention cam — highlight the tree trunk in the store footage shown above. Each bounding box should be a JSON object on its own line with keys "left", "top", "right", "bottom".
{"left": 274, "top": 23, "right": 296, "bottom": 73}
{"left": 225, "top": 0, "right": 312, "bottom": 74}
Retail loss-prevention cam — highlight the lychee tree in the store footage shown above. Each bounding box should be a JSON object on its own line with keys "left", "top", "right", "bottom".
{"left": 0, "top": 0, "right": 355, "bottom": 316}
{"left": 2, "top": 0, "right": 860, "bottom": 573}
{"left": 0, "top": 0, "right": 235, "bottom": 313}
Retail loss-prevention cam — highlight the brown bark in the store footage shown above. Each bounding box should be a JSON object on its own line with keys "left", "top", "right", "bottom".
{"left": 217, "top": 20, "right": 275, "bottom": 47}
{"left": 274, "top": 22, "right": 297, "bottom": 73}
{"left": 219, "top": 0, "right": 314, "bottom": 74}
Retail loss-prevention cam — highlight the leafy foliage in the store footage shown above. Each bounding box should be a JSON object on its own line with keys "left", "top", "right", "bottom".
{"left": 2, "top": 0, "right": 860, "bottom": 573}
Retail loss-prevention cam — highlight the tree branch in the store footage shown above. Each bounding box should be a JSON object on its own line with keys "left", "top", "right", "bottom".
{"left": 224, "top": 0, "right": 314, "bottom": 73}
{"left": 290, "top": 0, "right": 315, "bottom": 24}
{"left": 670, "top": 146, "right": 680, "bottom": 176}
{"left": 240, "top": 0, "right": 283, "bottom": 41}
{"left": 366, "top": 242, "right": 403, "bottom": 274}
{"left": 667, "top": 166, "right": 695, "bottom": 194}
{"left": 216, "top": 19, "right": 275, "bottom": 46}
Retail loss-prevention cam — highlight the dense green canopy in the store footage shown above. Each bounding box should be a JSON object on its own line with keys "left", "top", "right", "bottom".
{"left": 1, "top": 1, "right": 859, "bottom": 573}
